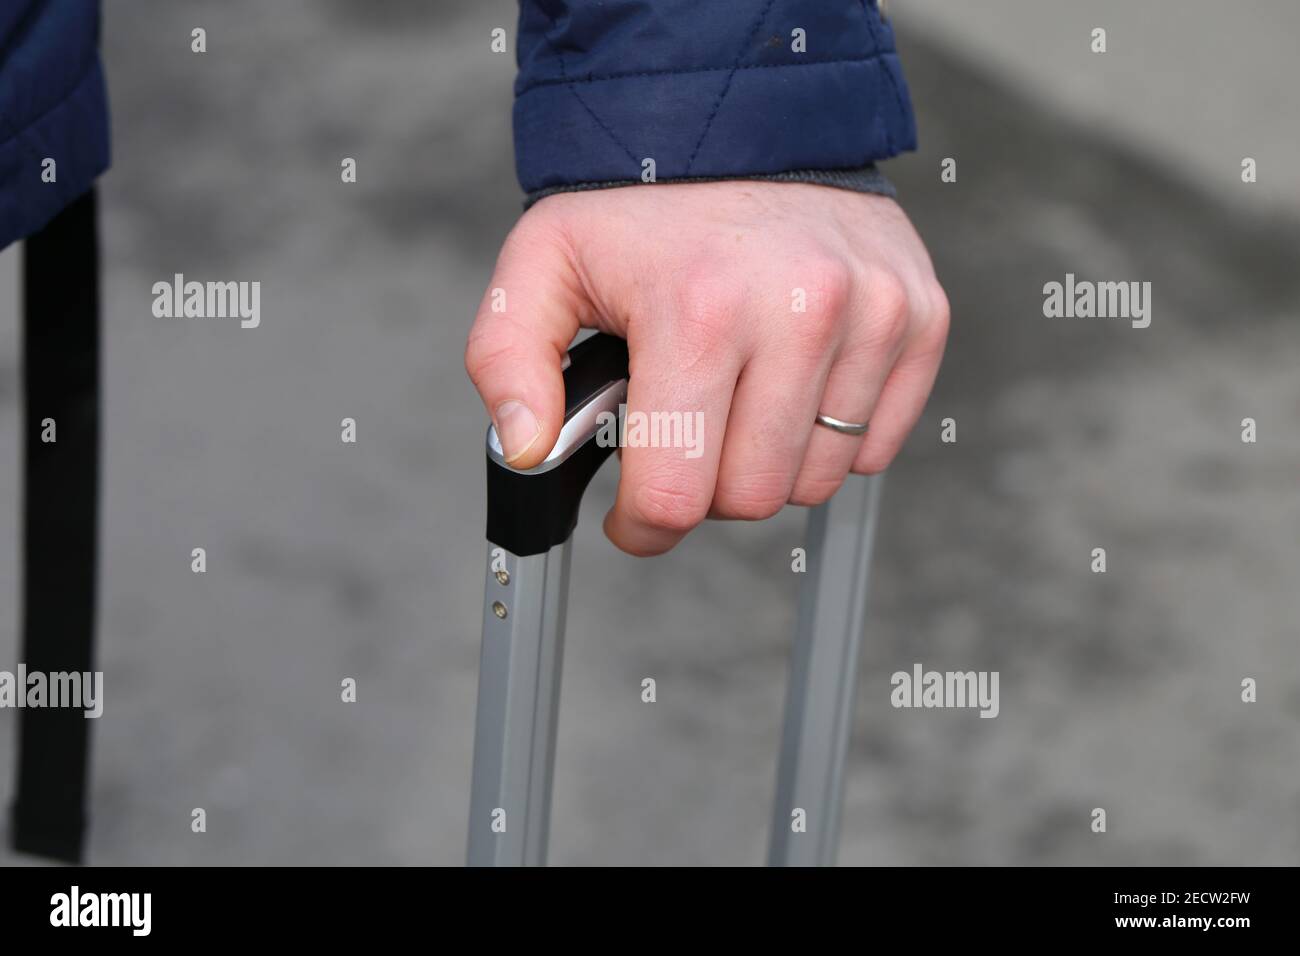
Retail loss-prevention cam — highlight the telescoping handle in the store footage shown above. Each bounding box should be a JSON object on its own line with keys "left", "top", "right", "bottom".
{"left": 466, "top": 331, "right": 883, "bottom": 867}
{"left": 468, "top": 333, "right": 629, "bottom": 867}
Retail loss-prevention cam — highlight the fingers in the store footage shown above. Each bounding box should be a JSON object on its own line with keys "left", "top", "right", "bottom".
{"left": 791, "top": 271, "right": 946, "bottom": 503}
{"left": 602, "top": 274, "right": 748, "bottom": 555}
{"left": 469, "top": 186, "right": 950, "bottom": 559}
{"left": 710, "top": 262, "right": 847, "bottom": 519}
{"left": 788, "top": 347, "right": 882, "bottom": 506}
{"left": 708, "top": 347, "right": 830, "bottom": 519}
{"left": 464, "top": 218, "right": 586, "bottom": 469}
{"left": 852, "top": 279, "right": 950, "bottom": 475}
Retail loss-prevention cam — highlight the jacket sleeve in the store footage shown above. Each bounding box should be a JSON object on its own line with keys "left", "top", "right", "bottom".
{"left": 0, "top": 0, "right": 110, "bottom": 250}
{"left": 513, "top": 0, "right": 916, "bottom": 197}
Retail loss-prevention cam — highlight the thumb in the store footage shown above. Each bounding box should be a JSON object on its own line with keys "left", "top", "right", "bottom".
{"left": 465, "top": 221, "right": 583, "bottom": 469}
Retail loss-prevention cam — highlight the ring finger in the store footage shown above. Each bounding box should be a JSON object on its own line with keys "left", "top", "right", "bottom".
{"left": 789, "top": 343, "right": 889, "bottom": 505}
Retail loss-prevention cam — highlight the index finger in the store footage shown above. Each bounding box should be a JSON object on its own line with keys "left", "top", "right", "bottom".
{"left": 602, "top": 304, "right": 745, "bottom": 556}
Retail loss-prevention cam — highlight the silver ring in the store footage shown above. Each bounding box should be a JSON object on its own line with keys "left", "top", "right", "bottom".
{"left": 815, "top": 412, "right": 869, "bottom": 436}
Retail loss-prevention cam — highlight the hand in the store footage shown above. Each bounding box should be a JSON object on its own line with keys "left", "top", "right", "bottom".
{"left": 465, "top": 181, "right": 949, "bottom": 556}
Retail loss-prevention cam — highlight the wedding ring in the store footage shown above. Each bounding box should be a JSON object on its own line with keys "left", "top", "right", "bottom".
{"left": 814, "top": 412, "right": 869, "bottom": 436}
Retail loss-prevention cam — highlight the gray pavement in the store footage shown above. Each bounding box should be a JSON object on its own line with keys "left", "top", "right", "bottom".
{"left": 1, "top": 1, "right": 1297, "bottom": 865}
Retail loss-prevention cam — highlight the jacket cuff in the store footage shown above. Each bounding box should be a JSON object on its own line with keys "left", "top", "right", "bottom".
{"left": 514, "top": 52, "right": 915, "bottom": 195}
{"left": 522, "top": 164, "right": 897, "bottom": 210}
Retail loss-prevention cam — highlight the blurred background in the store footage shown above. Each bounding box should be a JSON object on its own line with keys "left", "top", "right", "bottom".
{"left": 1, "top": 0, "right": 1298, "bottom": 865}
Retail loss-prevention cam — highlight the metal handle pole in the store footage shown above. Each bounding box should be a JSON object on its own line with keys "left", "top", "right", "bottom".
{"left": 467, "top": 540, "right": 572, "bottom": 866}
{"left": 768, "top": 472, "right": 884, "bottom": 866}
{"left": 466, "top": 333, "right": 628, "bottom": 866}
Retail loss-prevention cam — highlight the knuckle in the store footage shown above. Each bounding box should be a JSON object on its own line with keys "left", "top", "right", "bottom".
{"left": 922, "top": 281, "right": 952, "bottom": 350}
{"left": 789, "top": 473, "right": 844, "bottom": 507}
{"left": 672, "top": 271, "right": 743, "bottom": 345}
{"left": 866, "top": 272, "right": 911, "bottom": 345}
{"left": 929, "top": 280, "right": 952, "bottom": 330}
{"left": 463, "top": 326, "right": 512, "bottom": 384}
{"left": 713, "top": 471, "right": 790, "bottom": 521}
{"left": 803, "top": 258, "right": 853, "bottom": 319}
{"left": 853, "top": 443, "right": 897, "bottom": 476}
{"left": 668, "top": 284, "right": 740, "bottom": 369}
{"left": 630, "top": 470, "right": 710, "bottom": 533}
{"left": 789, "top": 258, "right": 851, "bottom": 350}
{"left": 905, "top": 282, "right": 950, "bottom": 363}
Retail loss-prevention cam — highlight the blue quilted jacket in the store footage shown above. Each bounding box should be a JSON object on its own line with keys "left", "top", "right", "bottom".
{"left": 514, "top": 0, "right": 916, "bottom": 194}
{"left": 0, "top": 1, "right": 914, "bottom": 249}
{"left": 0, "top": 0, "right": 110, "bottom": 250}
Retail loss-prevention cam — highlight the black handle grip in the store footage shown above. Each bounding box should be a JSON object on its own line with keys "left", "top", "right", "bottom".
{"left": 485, "top": 333, "right": 629, "bottom": 556}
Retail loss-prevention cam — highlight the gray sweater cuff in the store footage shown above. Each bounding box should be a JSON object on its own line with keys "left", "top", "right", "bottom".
{"left": 523, "top": 164, "right": 896, "bottom": 210}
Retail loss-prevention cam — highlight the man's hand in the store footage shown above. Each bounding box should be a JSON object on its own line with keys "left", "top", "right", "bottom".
{"left": 465, "top": 182, "right": 949, "bottom": 556}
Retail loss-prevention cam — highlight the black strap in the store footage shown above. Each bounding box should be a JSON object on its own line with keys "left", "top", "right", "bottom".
{"left": 10, "top": 188, "right": 100, "bottom": 862}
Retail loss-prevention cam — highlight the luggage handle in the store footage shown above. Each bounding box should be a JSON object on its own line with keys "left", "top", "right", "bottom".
{"left": 484, "top": 333, "right": 628, "bottom": 558}
{"left": 469, "top": 333, "right": 628, "bottom": 867}
{"left": 468, "top": 332, "right": 882, "bottom": 866}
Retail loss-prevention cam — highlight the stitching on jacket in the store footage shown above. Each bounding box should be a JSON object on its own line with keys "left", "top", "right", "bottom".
{"left": 877, "top": 60, "right": 908, "bottom": 151}
{"left": 562, "top": 75, "right": 641, "bottom": 168}
{"left": 684, "top": 0, "right": 779, "bottom": 176}
{"left": 539, "top": 12, "right": 641, "bottom": 170}
{"left": 858, "top": 0, "right": 906, "bottom": 151}
{"left": 516, "top": 50, "right": 897, "bottom": 96}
